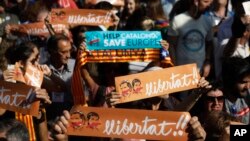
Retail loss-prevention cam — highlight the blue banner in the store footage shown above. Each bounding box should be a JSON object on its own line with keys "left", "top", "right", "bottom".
{"left": 85, "top": 31, "right": 162, "bottom": 50}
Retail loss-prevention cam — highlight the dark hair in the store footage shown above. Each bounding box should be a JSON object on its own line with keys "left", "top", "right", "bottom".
{"left": 0, "top": 119, "right": 29, "bottom": 141}
{"left": 72, "top": 111, "right": 86, "bottom": 121}
{"left": 203, "top": 111, "right": 238, "bottom": 141}
{"left": 120, "top": 80, "right": 132, "bottom": 88}
{"left": 87, "top": 112, "right": 99, "bottom": 120}
{"left": 5, "top": 41, "right": 37, "bottom": 64}
{"left": 222, "top": 56, "right": 250, "bottom": 87}
{"left": 47, "top": 33, "right": 70, "bottom": 54}
{"left": 132, "top": 79, "right": 141, "bottom": 87}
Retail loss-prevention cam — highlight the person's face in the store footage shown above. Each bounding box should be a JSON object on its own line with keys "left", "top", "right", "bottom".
{"left": 36, "top": 10, "right": 48, "bottom": 22}
{"left": 205, "top": 89, "right": 224, "bottom": 112}
{"left": 120, "top": 83, "right": 130, "bottom": 93}
{"left": 126, "top": 0, "right": 136, "bottom": 15}
{"left": 89, "top": 116, "right": 98, "bottom": 124}
{"left": 236, "top": 75, "right": 250, "bottom": 98}
{"left": 71, "top": 113, "right": 84, "bottom": 128}
{"left": 133, "top": 82, "right": 141, "bottom": 90}
{"left": 55, "top": 40, "right": 71, "bottom": 65}
{"left": 25, "top": 47, "right": 40, "bottom": 67}
{"left": 198, "top": 0, "right": 213, "bottom": 12}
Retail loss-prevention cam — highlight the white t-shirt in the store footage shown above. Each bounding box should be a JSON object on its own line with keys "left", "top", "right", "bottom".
{"left": 168, "top": 12, "right": 213, "bottom": 69}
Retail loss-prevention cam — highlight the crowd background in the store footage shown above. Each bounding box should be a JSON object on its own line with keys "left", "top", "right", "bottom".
{"left": 0, "top": 0, "right": 250, "bottom": 141}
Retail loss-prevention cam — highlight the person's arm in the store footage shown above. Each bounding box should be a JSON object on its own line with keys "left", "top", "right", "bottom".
{"left": 39, "top": 64, "right": 68, "bottom": 92}
{"left": 166, "top": 35, "right": 178, "bottom": 65}
{"left": 202, "top": 40, "right": 214, "bottom": 78}
{"left": 173, "top": 77, "right": 211, "bottom": 111}
{"left": 80, "top": 65, "right": 100, "bottom": 102}
{"left": 34, "top": 109, "right": 49, "bottom": 141}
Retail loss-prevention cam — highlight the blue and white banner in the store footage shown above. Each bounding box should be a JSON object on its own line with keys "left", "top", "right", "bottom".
{"left": 85, "top": 31, "right": 162, "bottom": 50}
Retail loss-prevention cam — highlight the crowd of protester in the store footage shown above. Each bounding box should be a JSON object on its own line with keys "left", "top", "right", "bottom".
{"left": 0, "top": 0, "right": 250, "bottom": 141}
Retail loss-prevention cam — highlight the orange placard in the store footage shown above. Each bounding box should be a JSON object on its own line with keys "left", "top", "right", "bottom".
{"left": 9, "top": 22, "right": 68, "bottom": 37}
{"left": 24, "top": 65, "right": 44, "bottom": 88}
{"left": 68, "top": 105, "right": 190, "bottom": 141}
{"left": 85, "top": 0, "right": 125, "bottom": 6}
{"left": 115, "top": 64, "right": 200, "bottom": 103}
{"left": 0, "top": 81, "right": 40, "bottom": 117}
{"left": 50, "top": 9, "right": 114, "bottom": 26}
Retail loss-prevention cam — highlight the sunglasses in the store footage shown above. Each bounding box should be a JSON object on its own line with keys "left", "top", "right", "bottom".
{"left": 206, "top": 96, "right": 224, "bottom": 102}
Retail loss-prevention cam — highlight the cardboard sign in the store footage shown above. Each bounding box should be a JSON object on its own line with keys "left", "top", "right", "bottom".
{"left": 50, "top": 9, "right": 113, "bottom": 26}
{"left": 85, "top": 31, "right": 162, "bottom": 50}
{"left": 68, "top": 105, "right": 190, "bottom": 141}
{"left": 243, "top": 1, "right": 250, "bottom": 15}
{"left": 0, "top": 81, "right": 40, "bottom": 117}
{"left": 24, "top": 65, "right": 44, "bottom": 88}
{"left": 115, "top": 64, "right": 200, "bottom": 103}
{"left": 71, "top": 48, "right": 164, "bottom": 105}
{"left": 9, "top": 22, "right": 68, "bottom": 37}
{"left": 85, "top": 0, "right": 125, "bottom": 6}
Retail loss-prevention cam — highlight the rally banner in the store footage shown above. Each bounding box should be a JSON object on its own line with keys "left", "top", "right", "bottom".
{"left": 115, "top": 64, "right": 200, "bottom": 103}
{"left": 0, "top": 81, "right": 40, "bottom": 117}
{"left": 85, "top": 31, "right": 162, "bottom": 50}
{"left": 50, "top": 9, "right": 114, "bottom": 26}
{"left": 68, "top": 105, "right": 190, "bottom": 141}
{"left": 9, "top": 22, "right": 68, "bottom": 37}
{"left": 85, "top": 0, "right": 125, "bottom": 6}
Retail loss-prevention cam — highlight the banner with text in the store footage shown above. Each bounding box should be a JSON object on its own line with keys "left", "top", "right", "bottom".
{"left": 67, "top": 105, "right": 190, "bottom": 141}
{"left": 50, "top": 9, "right": 114, "bottom": 26}
{"left": 115, "top": 64, "right": 200, "bottom": 103}
{"left": 0, "top": 81, "right": 40, "bottom": 117}
{"left": 9, "top": 22, "right": 68, "bottom": 37}
{"left": 85, "top": 31, "right": 162, "bottom": 50}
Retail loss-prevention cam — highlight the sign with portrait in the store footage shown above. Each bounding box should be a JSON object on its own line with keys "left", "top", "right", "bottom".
{"left": 85, "top": 31, "right": 162, "bottom": 50}
{"left": 0, "top": 81, "right": 40, "bottom": 117}
{"left": 115, "top": 64, "right": 200, "bottom": 103}
{"left": 50, "top": 9, "right": 114, "bottom": 26}
{"left": 68, "top": 105, "right": 190, "bottom": 141}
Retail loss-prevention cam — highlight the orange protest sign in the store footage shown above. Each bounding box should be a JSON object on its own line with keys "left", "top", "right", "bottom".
{"left": 0, "top": 81, "right": 40, "bottom": 117}
{"left": 9, "top": 22, "right": 68, "bottom": 37}
{"left": 71, "top": 49, "right": 164, "bottom": 104}
{"left": 85, "top": 0, "right": 125, "bottom": 6}
{"left": 24, "top": 65, "right": 44, "bottom": 88}
{"left": 115, "top": 64, "right": 200, "bottom": 103}
{"left": 68, "top": 105, "right": 190, "bottom": 141}
{"left": 50, "top": 9, "right": 114, "bottom": 26}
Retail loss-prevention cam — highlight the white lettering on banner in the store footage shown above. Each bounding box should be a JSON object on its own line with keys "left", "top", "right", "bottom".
{"left": 145, "top": 67, "right": 199, "bottom": 96}
{"left": 103, "top": 114, "right": 190, "bottom": 137}
{"left": 104, "top": 39, "right": 126, "bottom": 47}
{"left": 120, "top": 33, "right": 157, "bottom": 39}
{"left": 68, "top": 12, "right": 112, "bottom": 24}
{"left": 0, "top": 86, "right": 33, "bottom": 108}
{"left": 26, "top": 25, "right": 66, "bottom": 35}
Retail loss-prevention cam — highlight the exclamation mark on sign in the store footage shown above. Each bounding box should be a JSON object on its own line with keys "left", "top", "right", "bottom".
{"left": 192, "top": 67, "right": 199, "bottom": 85}
{"left": 173, "top": 114, "right": 191, "bottom": 136}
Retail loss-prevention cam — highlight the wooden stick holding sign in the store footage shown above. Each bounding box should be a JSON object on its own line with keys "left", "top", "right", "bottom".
{"left": 50, "top": 9, "right": 114, "bottom": 26}
{"left": 115, "top": 63, "right": 200, "bottom": 104}
{"left": 0, "top": 81, "right": 40, "bottom": 117}
{"left": 68, "top": 105, "right": 190, "bottom": 141}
